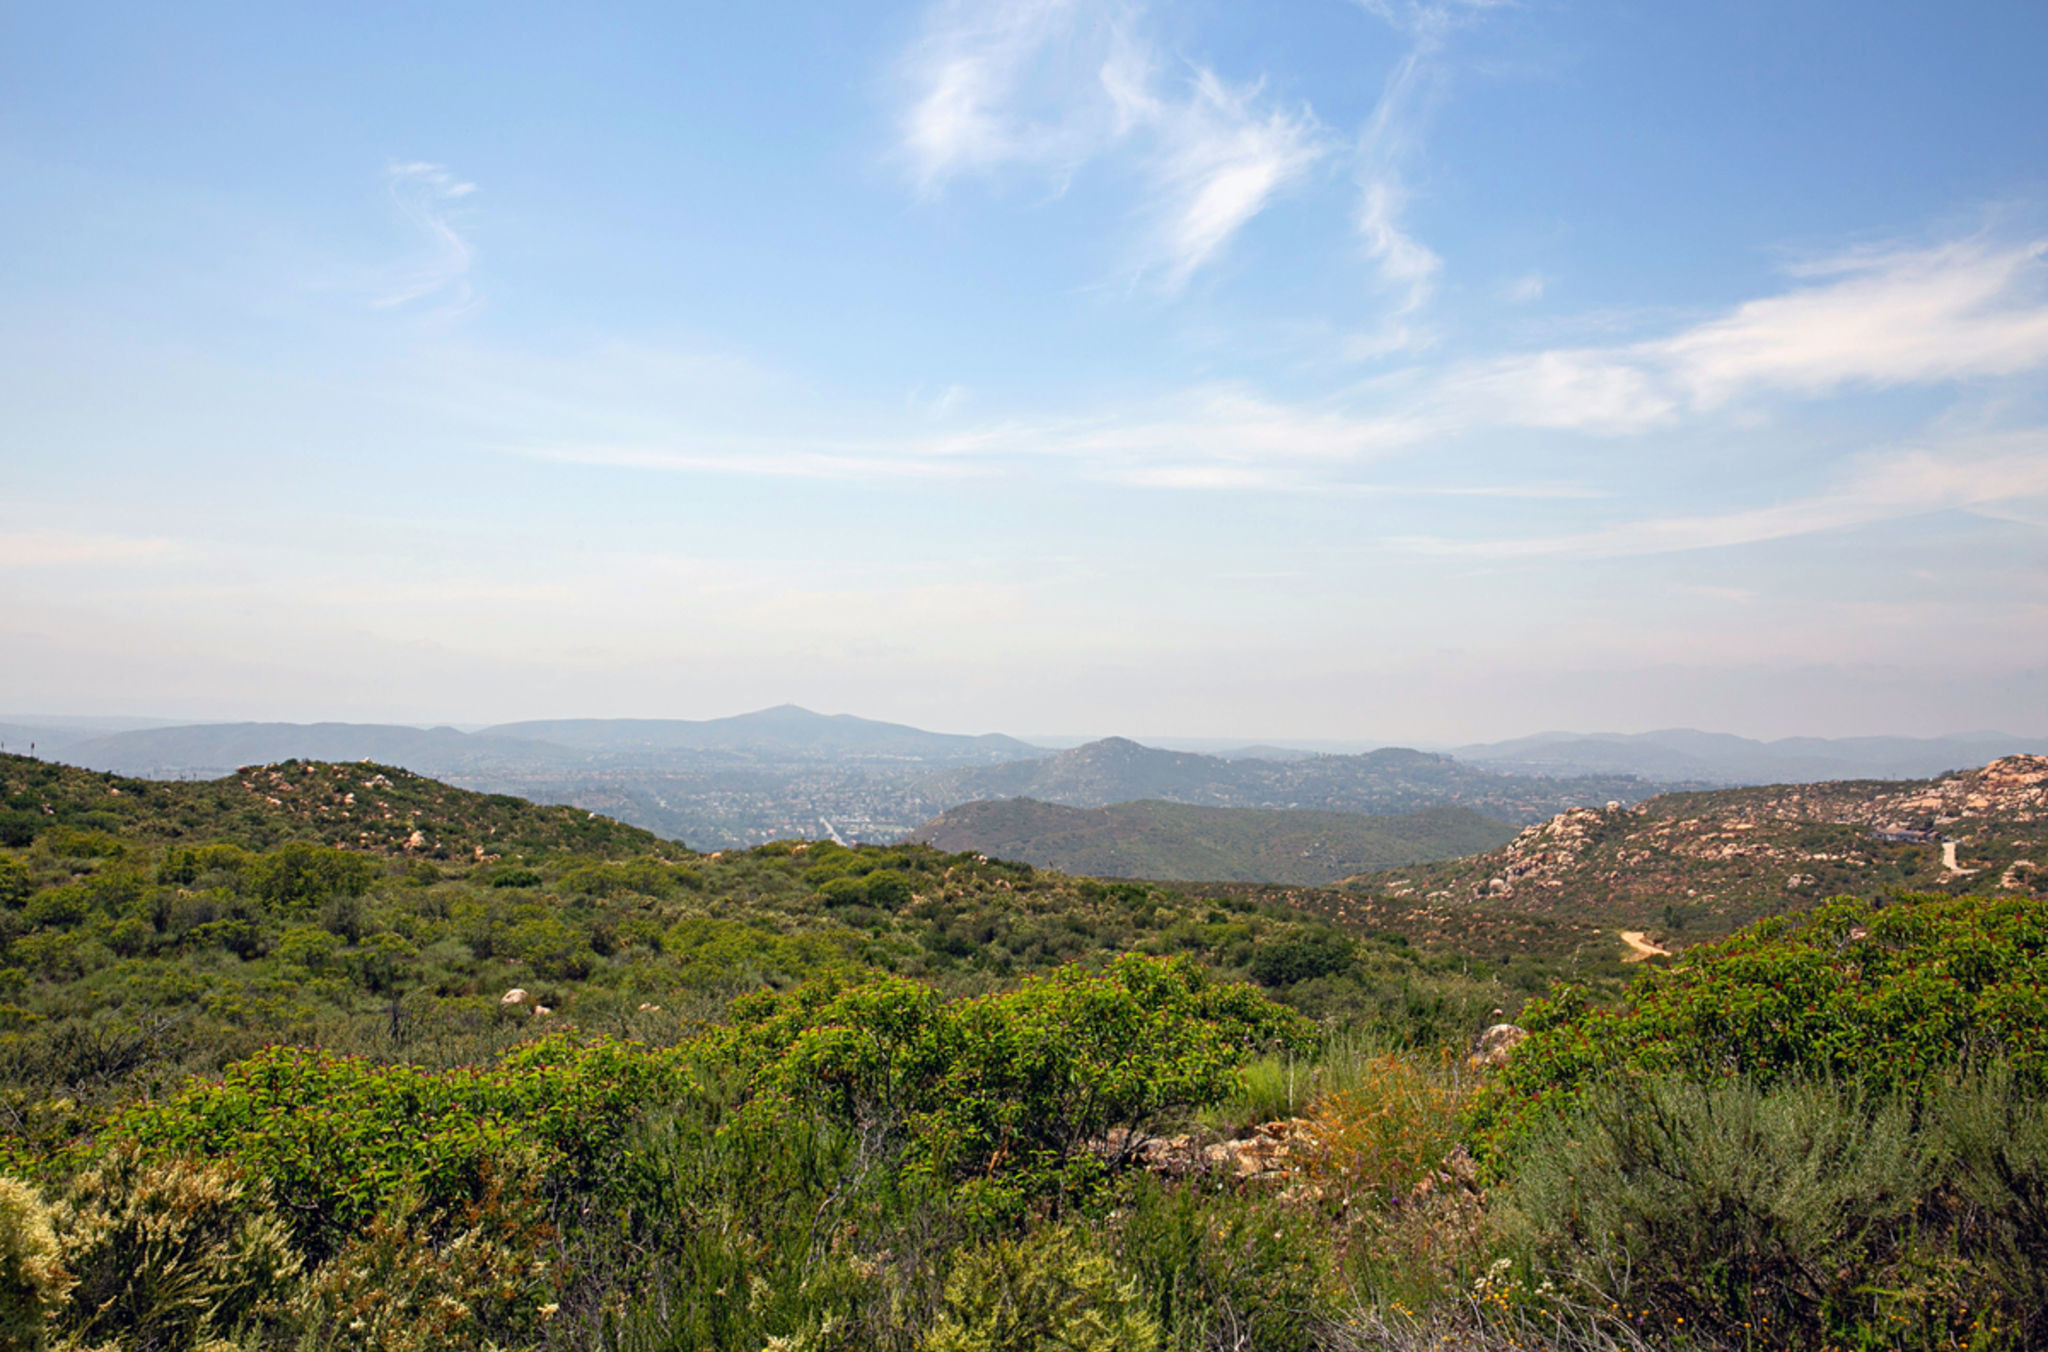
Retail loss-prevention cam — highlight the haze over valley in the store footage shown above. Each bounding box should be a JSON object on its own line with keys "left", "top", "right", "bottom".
{"left": 6, "top": 4, "right": 2048, "bottom": 1346}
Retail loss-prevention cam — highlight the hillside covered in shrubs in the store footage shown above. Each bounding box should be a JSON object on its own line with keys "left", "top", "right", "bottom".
{"left": 0, "top": 750, "right": 2044, "bottom": 1350}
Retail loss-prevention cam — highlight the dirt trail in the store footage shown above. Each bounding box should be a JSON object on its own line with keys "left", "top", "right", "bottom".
{"left": 1619, "top": 929, "right": 1671, "bottom": 962}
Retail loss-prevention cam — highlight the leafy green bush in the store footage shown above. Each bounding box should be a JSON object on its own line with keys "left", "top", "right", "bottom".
{"left": 507, "top": 916, "right": 594, "bottom": 979}
{"left": 924, "top": 1225, "right": 1158, "bottom": 1352}
{"left": 109, "top": 1042, "right": 656, "bottom": 1258}
{"left": 155, "top": 844, "right": 251, "bottom": 888}
{"left": 728, "top": 955, "right": 1311, "bottom": 1213}
{"left": 42, "top": 832, "right": 121, "bottom": 862}
{"left": 252, "top": 843, "right": 375, "bottom": 914}
{"left": 557, "top": 857, "right": 682, "bottom": 899}
{"left": 1248, "top": 930, "right": 1353, "bottom": 988}
{"left": 0, "top": 858, "right": 30, "bottom": 910}
{"left": 1473, "top": 894, "right": 2048, "bottom": 1159}
{"left": 486, "top": 866, "right": 544, "bottom": 889}
{"left": 862, "top": 868, "right": 915, "bottom": 908}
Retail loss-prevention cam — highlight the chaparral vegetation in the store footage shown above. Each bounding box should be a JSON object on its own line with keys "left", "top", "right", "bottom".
{"left": 0, "top": 752, "right": 2043, "bottom": 1350}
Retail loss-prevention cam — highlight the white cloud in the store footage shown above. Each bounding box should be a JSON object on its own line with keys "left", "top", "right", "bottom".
{"left": 1392, "top": 432, "right": 2048, "bottom": 559}
{"left": 1407, "top": 237, "right": 2048, "bottom": 436}
{"left": 1353, "top": 48, "right": 1441, "bottom": 318}
{"left": 897, "top": 0, "right": 1326, "bottom": 287}
{"left": 1656, "top": 239, "right": 2048, "bottom": 404}
{"left": 375, "top": 162, "right": 477, "bottom": 310}
{"left": 1346, "top": 0, "right": 1506, "bottom": 329}
{"left": 1141, "top": 71, "right": 1326, "bottom": 290}
{"left": 898, "top": 0, "right": 1095, "bottom": 190}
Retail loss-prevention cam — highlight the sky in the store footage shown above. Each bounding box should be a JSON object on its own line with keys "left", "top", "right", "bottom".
{"left": 3, "top": 0, "right": 2047, "bottom": 743}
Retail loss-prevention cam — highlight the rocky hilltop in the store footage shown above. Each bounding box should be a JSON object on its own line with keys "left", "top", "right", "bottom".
{"left": 1344, "top": 756, "right": 2047, "bottom": 944}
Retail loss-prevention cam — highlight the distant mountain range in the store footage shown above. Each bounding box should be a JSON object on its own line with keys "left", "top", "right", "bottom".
{"left": 484, "top": 706, "right": 1041, "bottom": 763}
{"left": 923, "top": 737, "right": 1678, "bottom": 825}
{"left": 910, "top": 798, "right": 1515, "bottom": 885}
{"left": 1452, "top": 729, "right": 2048, "bottom": 785}
{"left": 16, "top": 706, "right": 1044, "bottom": 779}
{"left": 7, "top": 708, "right": 2043, "bottom": 866}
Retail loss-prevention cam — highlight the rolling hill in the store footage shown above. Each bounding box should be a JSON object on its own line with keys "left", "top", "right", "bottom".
{"left": 924, "top": 737, "right": 1678, "bottom": 825}
{"left": 485, "top": 704, "right": 1042, "bottom": 763}
{"left": 910, "top": 797, "right": 1515, "bottom": 884}
{"left": 1339, "top": 754, "right": 2048, "bottom": 945}
{"left": 0, "top": 751, "right": 674, "bottom": 860}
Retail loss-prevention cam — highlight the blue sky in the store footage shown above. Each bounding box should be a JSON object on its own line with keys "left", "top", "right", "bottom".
{"left": 3, "top": 0, "right": 2046, "bottom": 741}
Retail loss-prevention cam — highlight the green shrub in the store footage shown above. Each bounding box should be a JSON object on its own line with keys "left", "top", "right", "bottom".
{"left": 0, "top": 859, "right": 29, "bottom": 910}
{"left": 1113, "top": 1180, "right": 1327, "bottom": 1352}
{"left": 347, "top": 931, "right": 419, "bottom": 992}
{"left": 0, "top": 1176, "right": 68, "bottom": 1352}
{"left": 42, "top": 831, "right": 121, "bottom": 862}
{"left": 486, "top": 866, "right": 544, "bottom": 889}
{"left": 269, "top": 1185, "right": 556, "bottom": 1352}
{"left": 1505, "top": 1075, "right": 1934, "bottom": 1348}
{"left": 1473, "top": 893, "right": 2048, "bottom": 1160}
{"left": 110, "top": 1037, "right": 693, "bottom": 1259}
{"left": 817, "top": 875, "right": 868, "bottom": 908}
{"left": 924, "top": 1225, "right": 1158, "bottom": 1352}
{"left": 557, "top": 858, "right": 678, "bottom": 900}
{"left": 253, "top": 843, "right": 375, "bottom": 914}
{"left": 729, "top": 955, "right": 1311, "bottom": 1213}
{"left": 155, "top": 845, "right": 251, "bottom": 888}
{"left": 1930, "top": 1070, "right": 2048, "bottom": 1347}
{"left": 1248, "top": 930, "right": 1353, "bottom": 988}
{"left": 507, "top": 916, "right": 594, "bottom": 980}
{"left": 53, "top": 1148, "right": 300, "bottom": 1352}
{"left": 862, "top": 868, "right": 915, "bottom": 908}
{"left": 273, "top": 926, "right": 340, "bottom": 974}
{"left": 20, "top": 890, "right": 89, "bottom": 932}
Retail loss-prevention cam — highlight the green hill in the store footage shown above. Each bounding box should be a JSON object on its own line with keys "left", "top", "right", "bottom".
{"left": 910, "top": 797, "right": 1514, "bottom": 884}
{"left": 1337, "top": 754, "right": 2048, "bottom": 953}
{"left": 1, "top": 752, "right": 675, "bottom": 859}
{"left": 0, "top": 753, "right": 1603, "bottom": 1150}
{"left": 923, "top": 736, "right": 1683, "bottom": 824}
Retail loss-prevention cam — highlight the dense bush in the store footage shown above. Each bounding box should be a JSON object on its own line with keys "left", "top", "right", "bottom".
{"left": 1504, "top": 1069, "right": 2048, "bottom": 1349}
{"left": 924, "top": 1225, "right": 1158, "bottom": 1352}
{"left": 1473, "top": 893, "right": 2048, "bottom": 1158}
{"left": 0, "top": 1176, "right": 66, "bottom": 1350}
{"left": 54, "top": 1148, "right": 299, "bottom": 1352}
{"left": 1113, "top": 1180, "right": 1328, "bottom": 1352}
{"left": 725, "top": 955, "right": 1312, "bottom": 1214}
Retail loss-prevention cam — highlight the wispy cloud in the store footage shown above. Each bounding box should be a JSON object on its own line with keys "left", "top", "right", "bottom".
{"left": 898, "top": 0, "right": 1096, "bottom": 191}
{"left": 0, "top": 530, "right": 184, "bottom": 568}
{"left": 1391, "top": 432, "right": 2048, "bottom": 559}
{"left": 1345, "top": 0, "right": 1504, "bottom": 344}
{"left": 488, "top": 235, "right": 2048, "bottom": 495}
{"left": 1118, "top": 67, "right": 1327, "bottom": 290}
{"left": 1406, "top": 237, "right": 2048, "bottom": 435}
{"left": 1657, "top": 238, "right": 2048, "bottom": 404}
{"left": 375, "top": 162, "right": 477, "bottom": 310}
{"left": 898, "top": 0, "right": 1326, "bottom": 288}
